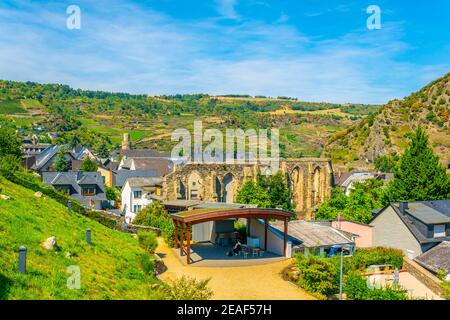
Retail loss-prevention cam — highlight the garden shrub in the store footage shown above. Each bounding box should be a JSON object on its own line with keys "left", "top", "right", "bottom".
{"left": 442, "top": 282, "right": 450, "bottom": 300}
{"left": 350, "top": 247, "right": 404, "bottom": 270}
{"left": 137, "top": 231, "right": 158, "bottom": 254}
{"left": 345, "top": 272, "right": 409, "bottom": 300}
{"left": 158, "top": 276, "right": 213, "bottom": 300}
{"left": 139, "top": 253, "right": 155, "bottom": 275}
{"left": 134, "top": 202, "right": 175, "bottom": 247}
{"left": 295, "top": 254, "right": 338, "bottom": 297}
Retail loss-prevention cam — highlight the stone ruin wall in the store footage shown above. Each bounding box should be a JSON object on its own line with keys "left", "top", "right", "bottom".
{"left": 163, "top": 159, "right": 333, "bottom": 218}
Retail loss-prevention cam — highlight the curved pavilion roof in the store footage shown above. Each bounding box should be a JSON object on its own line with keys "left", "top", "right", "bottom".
{"left": 171, "top": 207, "right": 293, "bottom": 225}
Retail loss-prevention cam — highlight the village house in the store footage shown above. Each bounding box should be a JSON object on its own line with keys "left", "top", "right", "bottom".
{"left": 121, "top": 177, "right": 163, "bottom": 222}
{"left": 252, "top": 219, "right": 356, "bottom": 257}
{"left": 30, "top": 145, "right": 75, "bottom": 174}
{"left": 414, "top": 241, "right": 450, "bottom": 281}
{"left": 333, "top": 171, "right": 393, "bottom": 196}
{"left": 42, "top": 171, "right": 107, "bottom": 210}
{"left": 370, "top": 200, "right": 450, "bottom": 258}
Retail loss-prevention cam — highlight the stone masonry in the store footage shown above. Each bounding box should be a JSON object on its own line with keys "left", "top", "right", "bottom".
{"left": 163, "top": 158, "right": 333, "bottom": 218}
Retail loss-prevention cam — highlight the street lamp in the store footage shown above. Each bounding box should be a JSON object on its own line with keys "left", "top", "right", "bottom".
{"left": 331, "top": 244, "right": 353, "bottom": 300}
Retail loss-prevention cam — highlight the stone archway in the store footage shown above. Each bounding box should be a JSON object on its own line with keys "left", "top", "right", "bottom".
{"left": 187, "top": 171, "right": 203, "bottom": 200}
{"left": 312, "top": 167, "right": 322, "bottom": 207}
{"left": 215, "top": 176, "right": 222, "bottom": 202}
{"left": 290, "top": 166, "right": 305, "bottom": 212}
{"left": 222, "top": 173, "right": 235, "bottom": 203}
{"left": 178, "top": 181, "right": 186, "bottom": 200}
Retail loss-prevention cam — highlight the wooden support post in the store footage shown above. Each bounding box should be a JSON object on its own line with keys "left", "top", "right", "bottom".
{"left": 283, "top": 217, "right": 288, "bottom": 257}
{"left": 264, "top": 219, "right": 268, "bottom": 251}
{"left": 180, "top": 223, "right": 184, "bottom": 256}
{"left": 174, "top": 221, "right": 179, "bottom": 249}
{"left": 186, "top": 225, "right": 191, "bottom": 265}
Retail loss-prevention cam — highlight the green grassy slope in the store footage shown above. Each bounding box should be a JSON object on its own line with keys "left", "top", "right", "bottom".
{"left": 0, "top": 99, "right": 27, "bottom": 114}
{"left": 0, "top": 177, "right": 158, "bottom": 300}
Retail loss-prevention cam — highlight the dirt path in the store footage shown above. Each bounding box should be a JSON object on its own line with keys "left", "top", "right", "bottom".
{"left": 156, "top": 238, "right": 314, "bottom": 300}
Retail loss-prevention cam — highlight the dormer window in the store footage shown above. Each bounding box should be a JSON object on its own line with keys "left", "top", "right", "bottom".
{"left": 56, "top": 185, "right": 71, "bottom": 195}
{"left": 82, "top": 185, "right": 96, "bottom": 196}
{"left": 433, "top": 224, "right": 446, "bottom": 238}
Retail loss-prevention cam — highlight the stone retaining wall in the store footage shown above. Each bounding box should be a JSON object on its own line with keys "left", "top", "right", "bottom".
{"left": 403, "top": 257, "right": 443, "bottom": 296}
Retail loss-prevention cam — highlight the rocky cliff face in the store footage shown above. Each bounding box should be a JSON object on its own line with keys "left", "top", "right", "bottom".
{"left": 325, "top": 72, "right": 450, "bottom": 171}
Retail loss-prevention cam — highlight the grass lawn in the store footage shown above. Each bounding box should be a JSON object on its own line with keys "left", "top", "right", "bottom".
{"left": 0, "top": 99, "right": 27, "bottom": 114}
{"left": 0, "top": 177, "right": 159, "bottom": 300}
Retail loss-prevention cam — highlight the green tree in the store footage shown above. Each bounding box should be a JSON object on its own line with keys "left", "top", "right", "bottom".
{"left": 105, "top": 186, "right": 118, "bottom": 202}
{"left": 53, "top": 148, "right": 71, "bottom": 172}
{"left": 374, "top": 154, "right": 397, "bottom": 173}
{"left": 266, "top": 171, "right": 293, "bottom": 211}
{"left": 386, "top": 127, "right": 450, "bottom": 201}
{"left": 0, "top": 127, "right": 22, "bottom": 157}
{"left": 236, "top": 180, "right": 271, "bottom": 208}
{"left": 80, "top": 158, "right": 98, "bottom": 172}
{"left": 315, "top": 180, "right": 386, "bottom": 224}
{"left": 96, "top": 142, "right": 110, "bottom": 158}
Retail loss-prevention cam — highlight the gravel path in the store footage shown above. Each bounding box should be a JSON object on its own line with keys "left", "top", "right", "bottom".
{"left": 156, "top": 238, "right": 314, "bottom": 300}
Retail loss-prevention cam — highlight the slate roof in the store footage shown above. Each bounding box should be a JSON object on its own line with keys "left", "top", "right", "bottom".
{"left": 112, "top": 148, "right": 170, "bottom": 159}
{"left": 42, "top": 171, "right": 107, "bottom": 204}
{"left": 122, "top": 157, "right": 173, "bottom": 176}
{"left": 70, "top": 159, "right": 83, "bottom": 172}
{"left": 371, "top": 201, "right": 450, "bottom": 245}
{"left": 125, "top": 177, "right": 163, "bottom": 188}
{"left": 113, "top": 170, "right": 159, "bottom": 188}
{"left": 31, "top": 145, "right": 74, "bottom": 171}
{"left": 270, "top": 220, "right": 355, "bottom": 248}
{"left": 415, "top": 241, "right": 450, "bottom": 274}
{"left": 399, "top": 201, "right": 450, "bottom": 225}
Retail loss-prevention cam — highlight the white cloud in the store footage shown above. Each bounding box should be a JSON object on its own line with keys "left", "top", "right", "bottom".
{"left": 215, "top": 0, "right": 239, "bottom": 20}
{"left": 0, "top": 1, "right": 448, "bottom": 104}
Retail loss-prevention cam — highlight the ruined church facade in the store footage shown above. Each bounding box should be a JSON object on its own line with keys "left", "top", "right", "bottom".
{"left": 163, "top": 158, "right": 333, "bottom": 217}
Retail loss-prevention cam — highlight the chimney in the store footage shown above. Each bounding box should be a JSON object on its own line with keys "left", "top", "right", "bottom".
{"left": 121, "top": 133, "right": 131, "bottom": 151}
{"left": 399, "top": 201, "right": 409, "bottom": 214}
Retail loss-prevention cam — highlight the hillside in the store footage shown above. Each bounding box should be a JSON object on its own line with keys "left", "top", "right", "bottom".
{"left": 0, "top": 80, "right": 380, "bottom": 158}
{"left": 0, "top": 176, "right": 159, "bottom": 299}
{"left": 326, "top": 72, "right": 450, "bottom": 171}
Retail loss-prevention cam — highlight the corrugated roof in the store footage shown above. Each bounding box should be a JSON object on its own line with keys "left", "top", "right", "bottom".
{"left": 271, "top": 220, "right": 354, "bottom": 248}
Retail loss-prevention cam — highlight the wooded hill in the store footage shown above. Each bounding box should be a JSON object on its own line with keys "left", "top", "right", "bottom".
{"left": 0, "top": 80, "right": 379, "bottom": 158}
{"left": 325, "top": 72, "right": 450, "bottom": 172}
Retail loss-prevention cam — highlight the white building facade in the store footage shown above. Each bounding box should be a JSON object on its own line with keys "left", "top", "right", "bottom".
{"left": 120, "top": 177, "right": 163, "bottom": 222}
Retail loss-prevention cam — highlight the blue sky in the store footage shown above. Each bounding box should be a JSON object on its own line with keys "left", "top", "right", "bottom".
{"left": 0, "top": 0, "right": 449, "bottom": 104}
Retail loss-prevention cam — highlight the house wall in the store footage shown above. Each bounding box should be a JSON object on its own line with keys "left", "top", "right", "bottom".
{"left": 371, "top": 206, "right": 422, "bottom": 258}
{"left": 248, "top": 219, "right": 285, "bottom": 256}
{"left": 331, "top": 221, "right": 373, "bottom": 247}
{"left": 98, "top": 167, "right": 113, "bottom": 187}
{"left": 121, "top": 183, "right": 153, "bottom": 222}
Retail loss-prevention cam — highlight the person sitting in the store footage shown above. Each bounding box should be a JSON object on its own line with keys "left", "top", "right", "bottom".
{"left": 232, "top": 239, "right": 242, "bottom": 256}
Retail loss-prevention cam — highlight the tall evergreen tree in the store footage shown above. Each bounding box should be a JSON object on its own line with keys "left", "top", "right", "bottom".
{"left": 386, "top": 127, "right": 450, "bottom": 201}
{"left": 96, "top": 142, "right": 110, "bottom": 159}
{"left": 53, "top": 148, "right": 71, "bottom": 172}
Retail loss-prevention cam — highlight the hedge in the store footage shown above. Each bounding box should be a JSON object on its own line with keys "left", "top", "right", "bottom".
{"left": 6, "top": 172, "right": 117, "bottom": 229}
